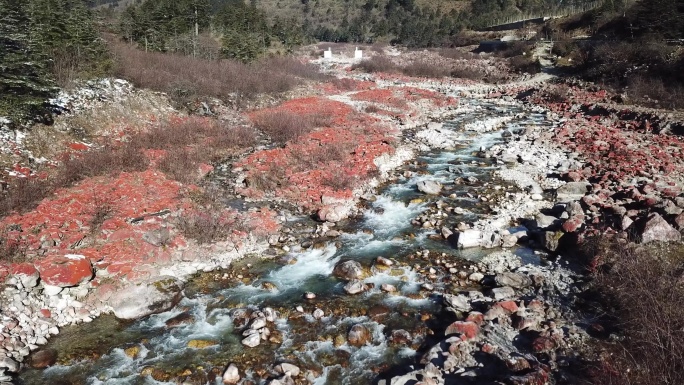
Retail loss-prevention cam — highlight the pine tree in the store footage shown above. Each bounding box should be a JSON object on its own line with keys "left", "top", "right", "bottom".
{"left": 0, "top": 0, "right": 56, "bottom": 125}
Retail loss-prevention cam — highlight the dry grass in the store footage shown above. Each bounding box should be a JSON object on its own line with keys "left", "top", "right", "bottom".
{"left": 0, "top": 116, "right": 257, "bottom": 217}
{"left": 176, "top": 211, "right": 237, "bottom": 244}
{"left": 587, "top": 240, "right": 684, "bottom": 385}
{"left": 401, "top": 61, "right": 451, "bottom": 78}
{"left": 0, "top": 230, "right": 28, "bottom": 263}
{"left": 351, "top": 55, "right": 399, "bottom": 73}
{"left": 251, "top": 111, "right": 331, "bottom": 145}
{"left": 108, "top": 38, "right": 327, "bottom": 104}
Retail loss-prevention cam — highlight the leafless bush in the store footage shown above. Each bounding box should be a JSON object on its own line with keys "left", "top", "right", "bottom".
{"left": 56, "top": 142, "right": 149, "bottom": 186}
{"left": 627, "top": 76, "right": 684, "bottom": 110}
{"left": 449, "top": 67, "right": 487, "bottom": 81}
{"left": 364, "top": 104, "right": 380, "bottom": 113}
{"left": 157, "top": 148, "right": 203, "bottom": 185}
{"left": 509, "top": 55, "right": 541, "bottom": 74}
{"left": 108, "top": 38, "right": 325, "bottom": 103}
{"left": 252, "top": 111, "right": 331, "bottom": 145}
{"left": 448, "top": 32, "right": 481, "bottom": 47}
{"left": 0, "top": 231, "right": 28, "bottom": 263}
{"left": 351, "top": 55, "right": 399, "bottom": 73}
{"left": 590, "top": 240, "right": 684, "bottom": 385}
{"left": 0, "top": 178, "right": 52, "bottom": 217}
{"left": 176, "top": 211, "right": 236, "bottom": 244}
{"left": 321, "top": 171, "right": 359, "bottom": 191}
{"left": 438, "top": 48, "right": 477, "bottom": 60}
{"left": 401, "top": 61, "right": 451, "bottom": 78}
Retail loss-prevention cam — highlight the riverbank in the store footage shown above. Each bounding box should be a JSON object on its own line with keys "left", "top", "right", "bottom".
{"left": 3, "top": 45, "right": 684, "bottom": 385}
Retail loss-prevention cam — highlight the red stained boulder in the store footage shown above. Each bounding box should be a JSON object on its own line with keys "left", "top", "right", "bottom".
{"left": 10, "top": 263, "right": 40, "bottom": 288}
{"left": 36, "top": 254, "right": 94, "bottom": 287}
{"left": 445, "top": 321, "right": 479, "bottom": 340}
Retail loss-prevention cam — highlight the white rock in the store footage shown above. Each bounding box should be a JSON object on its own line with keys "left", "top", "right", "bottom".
{"left": 42, "top": 285, "right": 63, "bottom": 296}
{"left": 222, "top": 363, "right": 240, "bottom": 384}
{"left": 241, "top": 333, "right": 261, "bottom": 348}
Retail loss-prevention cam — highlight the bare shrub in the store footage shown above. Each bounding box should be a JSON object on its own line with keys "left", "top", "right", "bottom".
{"left": 351, "top": 55, "right": 398, "bottom": 73}
{"left": 56, "top": 142, "right": 149, "bottom": 186}
{"left": 449, "top": 67, "right": 487, "bottom": 81}
{"left": 448, "top": 32, "right": 481, "bottom": 47}
{"left": 157, "top": 148, "right": 203, "bottom": 185}
{"left": 0, "top": 231, "right": 28, "bottom": 263}
{"left": 438, "top": 48, "right": 476, "bottom": 60}
{"left": 108, "top": 38, "right": 325, "bottom": 103}
{"left": 401, "top": 61, "right": 450, "bottom": 78}
{"left": 364, "top": 104, "right": 380, "bottom": 113}
{"left": 627, "top": 76, "right": 684, "bottom": 110}
{"left": 509, "top": 55, "right": 541, "bottom": 74}
{"left": 0, "top": 178, "right": 52, "bottom": 217}
{"left": 252, "top": 111, "right": 331, "bottom": 145}
{"left": 321, "top": 171, "right": 359, "bottom": 191}
{"left": 176, "top": 211, "right": 236, "bottom": 244}
{"left": 589, "top": 240, "right": 684, "bottom": 385}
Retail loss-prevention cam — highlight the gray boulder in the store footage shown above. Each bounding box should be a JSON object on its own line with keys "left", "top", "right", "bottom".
{"left": 109, "top": 276, "right": 183, "bottom": 320}
{"left": 417, "top": 180, "right": 443, "bottom": 195}
{"left": 555, "top": 181, "right": 591, "bottom": 202}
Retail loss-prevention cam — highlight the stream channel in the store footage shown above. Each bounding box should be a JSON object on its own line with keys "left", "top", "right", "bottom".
{"left": 18, "top": 96, "right": 555, "bottom": 385}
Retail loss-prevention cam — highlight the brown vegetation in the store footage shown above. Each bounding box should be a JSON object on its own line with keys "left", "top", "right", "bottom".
{"left": 251, "top": 111, "right": 331, "bottom": 145}
{"left": 108, "top": 39, "right": 327, "bottom": 104}
{"left": 0, "top": 116, "right": 257, "bottom": 217}
{"left": 587, "top": 240, "right": 684, "bottom": 385}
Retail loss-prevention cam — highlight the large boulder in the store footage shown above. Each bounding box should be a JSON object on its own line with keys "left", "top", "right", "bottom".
{"left": 347, "top": 324, "right": 372, "bottom": 346}
{"left": 452, "top": 229, "right": 482, "bottom": 248}
{"left": 222, "top": 363, "right": 240, "bottom": 384}
{"left": 641, "top": 213, "right": 681, "bottom": 244}
{"left": 36, "top": 254, "right": 93, "bottom": 287}
{"left": 555, "top": 182, "right": 591, "bottom": 202}
{"left": 109, "top": 276, "right": 184, "bottom": 320}
{"left": 416, "top": 180, "right": 443, "bottom": 195}
{"left": 333, "top": 260, "right": 367, "bottom": 280}
{"left": 317, "top": 205, "right": 349, "bottom": 222}
{"left": 10, "top": 263, "right": 40, "bottom": 288}
{"left": 495, "top": 272, "right": 532, "bottom": 289}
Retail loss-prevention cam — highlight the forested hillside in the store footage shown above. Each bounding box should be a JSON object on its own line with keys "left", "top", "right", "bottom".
{"left": 0, "top": 0, "right": 108, "bottom": 124}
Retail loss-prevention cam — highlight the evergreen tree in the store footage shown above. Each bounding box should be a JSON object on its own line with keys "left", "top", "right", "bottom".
{"left": 0, "top": 0, "right": 56, "bottom": 124}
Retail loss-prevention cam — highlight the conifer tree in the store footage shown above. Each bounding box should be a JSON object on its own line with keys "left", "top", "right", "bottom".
{"left": 0, "top": 0, "right": 56, "bottom": 124}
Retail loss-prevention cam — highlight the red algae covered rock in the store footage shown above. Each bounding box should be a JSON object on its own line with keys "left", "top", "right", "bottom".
{"left": 36, "top": 254, "right": 93, "bottom": 287}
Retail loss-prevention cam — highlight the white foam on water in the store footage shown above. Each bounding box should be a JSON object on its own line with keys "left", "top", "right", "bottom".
{"left": 363, "top": 195, "right": 426, "bottom": 237}
{"left": 220, "top": 244, "right": 340, "bottom": 301}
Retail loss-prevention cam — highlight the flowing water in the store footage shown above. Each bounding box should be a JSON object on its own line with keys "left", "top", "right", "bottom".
{"left": 18, "top": 98, "right": 555, "bottom": 385}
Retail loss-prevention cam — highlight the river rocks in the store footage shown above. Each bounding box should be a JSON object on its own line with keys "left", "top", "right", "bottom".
{"left": 445, "top": 321, "right": 479, "bottom": 340}
{"left": 35, "top": 254, "right": 93, "bottom": 287}
{"left": 333, "top": 260, "right": 367, "bottom": 280}
{"left": 30, "top": 349, "right": 56, "bottom": 369}
{"left": 453, "top": 229, "right": 482, "bottom": 248}
{"left": 312, "top": 308, "right": 325, "bottom": 319}
{"left": 222, "top": 363, "right": 240, "bottom": 384}
{"left": 109, "top": 276, "right": 183, "bottom": 320}
{"left": 381, "top": 283, "right": 397, "bottom": 292}
{"left": 317, "top": 205, "right": 349, "bottom": 222}
{"left": 492, "top": 286, "right": 516, "bottom": 300}
{"left": 443, "top": 294, "right": 471, "bottom": 312}
{"left": 275, "top": 362, "right": 301, "bottom": 377}
{"left": 165, "top": 311, "right": 195, "bottom": 328}
{"left": 347, "top": 324, "right": 372, "bottom": 347}
{"left": 640, "top": 213, "right": 681, "bottom": 243}
{"left": 555, "top": 181, "right": 590, "bottom": 202}
{"left": 417, "top": 180, "right": 443, "bottom": 195}
{"left": 0, "top": 357, "right": 18, "bottom": 373}
{"left": 495, "top": 272, "right": 532, "bottom": 289}
{"left": 343, "top": 280, "right": 368, "bottom": 295}
{"left": 187, "top": 339, "right": 218, "bottom": 349}
{"left": 241, "top": 333, "right": 261, "bottom": 348}
{"left": 11, "top": 264, "right": 40, "bottom": 288}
